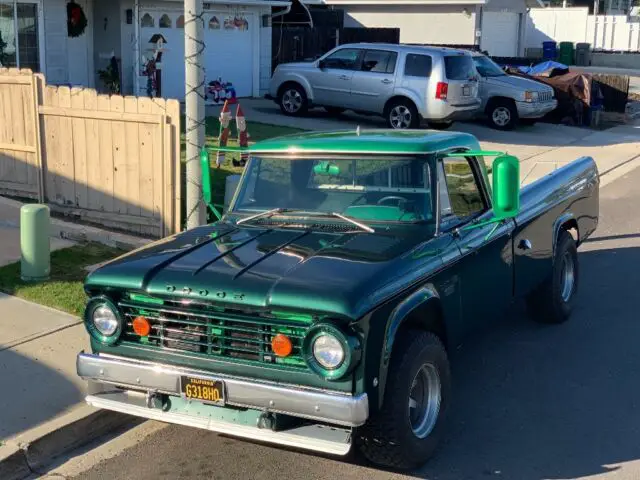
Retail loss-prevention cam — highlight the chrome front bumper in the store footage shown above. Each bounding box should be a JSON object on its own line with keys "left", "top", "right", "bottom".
{"left": 77, "top": 353, "right": 368, "bottom": 428}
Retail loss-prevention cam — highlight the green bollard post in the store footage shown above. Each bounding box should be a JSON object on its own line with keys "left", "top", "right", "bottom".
{"left": 20, "top": 204, "right": 50, "bottom": 282}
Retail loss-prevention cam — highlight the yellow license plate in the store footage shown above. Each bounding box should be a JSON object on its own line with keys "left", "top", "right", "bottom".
{"left": 180, "top": 376, "right": 225, "bottom": 405}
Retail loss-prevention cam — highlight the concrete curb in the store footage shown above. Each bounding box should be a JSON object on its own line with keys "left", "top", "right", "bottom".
{"left": 0, "top": 196, "right": 150, "bottom": 250}
{"left": 0, "top": 405, "right": 134, "bottom": 480}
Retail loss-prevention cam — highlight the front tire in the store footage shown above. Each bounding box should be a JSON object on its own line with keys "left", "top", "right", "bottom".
{"left": 357, "top": 331, "right": 451, "bottom": 470}
{"left": 487, "top": 99, "right": 518, "bottom": 130}
{"left": 385, "top": 99, "right": 420, "bottom": 129}
{"left": 278, "top": 84, "right": 308, "bottom": 116}
{"left": 527, "top": 230, "right": 578, "bottom": 324}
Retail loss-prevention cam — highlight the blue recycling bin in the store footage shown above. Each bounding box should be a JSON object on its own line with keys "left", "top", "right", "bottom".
{"left": 542, "top": 41, "right": 558, "bottom": 61}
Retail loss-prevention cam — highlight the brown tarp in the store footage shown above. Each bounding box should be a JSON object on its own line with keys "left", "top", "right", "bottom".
{"left": 506, "top": 67, "right": 603, "bottom": 125}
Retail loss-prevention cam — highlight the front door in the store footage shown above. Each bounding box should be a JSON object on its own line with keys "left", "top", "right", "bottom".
{"left": 307, "top": 48, "right": 362, "bottom": 107}
{"left": 349, "top": 49, "right": 398, "bottom": 114}
{"left": 438, "top": 155, "right": 514, "bottom": 333}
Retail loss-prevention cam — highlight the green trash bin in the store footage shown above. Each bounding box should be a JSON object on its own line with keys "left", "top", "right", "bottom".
{"left": 558, "top": 42, "right": 575, "bottom": 65}
{"left": 20, "top": 204, "right": 50, "bottom": 281}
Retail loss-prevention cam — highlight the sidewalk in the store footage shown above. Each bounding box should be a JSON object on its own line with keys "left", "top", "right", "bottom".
{"left": 0, "top": 207, "right": 135, "bottom": 480}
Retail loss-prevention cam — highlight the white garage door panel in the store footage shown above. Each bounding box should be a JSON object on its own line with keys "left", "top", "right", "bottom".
{"left": 140, "top": 11, "right": 254, "bottom": 101}
{"left": 481, "top": 12, "right": 519, "bottom": 57}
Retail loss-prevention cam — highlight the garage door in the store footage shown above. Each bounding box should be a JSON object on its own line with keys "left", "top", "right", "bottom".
{"left": 481, "top": 11, "right": 520, "bottom": 57}
{"left": 140, "top": 10, "right": 255, "bottom": 100}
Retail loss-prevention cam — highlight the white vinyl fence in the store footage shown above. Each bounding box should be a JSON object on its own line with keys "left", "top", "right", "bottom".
{"left": 526, "top": 8, "right": 640, "bottom": 52}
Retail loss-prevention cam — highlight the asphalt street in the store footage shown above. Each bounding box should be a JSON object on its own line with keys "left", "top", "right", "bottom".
{"left": 54, "top": 165, "right": 640, "bottom": 480}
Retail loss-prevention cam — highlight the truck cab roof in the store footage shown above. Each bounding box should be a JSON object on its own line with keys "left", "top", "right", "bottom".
{"left": 248, "top": 129, "right": 481, "bottom": 155}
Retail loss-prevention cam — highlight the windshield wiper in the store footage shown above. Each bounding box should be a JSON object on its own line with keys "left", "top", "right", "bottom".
{"left": 235, "top": 208, "right": 286, "bottom": 225}
{"left": 236, "top": 208, "right": 375, "bottom": 233}
{"left": 327, "top": 212, "right": 375, "bottom": 233}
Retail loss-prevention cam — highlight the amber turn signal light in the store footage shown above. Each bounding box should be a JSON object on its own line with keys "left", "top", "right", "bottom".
{"left": 271, "top": 333, "right": 293, "bottom": 357}
{"left": 132, "top": 316, "right": 151, "bottom": 337}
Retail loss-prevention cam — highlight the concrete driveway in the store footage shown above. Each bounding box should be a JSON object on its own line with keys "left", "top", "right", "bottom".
{"left": 210, "top": 98, "right": 640, "bottom": 186}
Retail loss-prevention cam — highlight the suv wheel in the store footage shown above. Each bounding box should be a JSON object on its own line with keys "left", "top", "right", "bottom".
{"left": 278, "top": 84, "right": 308, "bottom": 116}
{"left": 386, "top": 99, "right": 420, "bottom": 129}
{"left": 356, "top": 331, "right": 451, "bottom": 470}
{"left": 488, "top": 99, "right": 518, "bottom": 130}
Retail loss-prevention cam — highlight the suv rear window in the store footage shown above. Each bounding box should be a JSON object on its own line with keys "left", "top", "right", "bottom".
{"left": 404, "top": 54, "right": 432, "bottom": 78}
{"left": 444, "top": 55, "right": 475, "bottom": 80}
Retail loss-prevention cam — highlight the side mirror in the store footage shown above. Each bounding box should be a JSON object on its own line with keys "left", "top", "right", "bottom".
{"left": 491, "top": 154, "right": 520, "bottom": 220}
{"left": 318, "top": 59, "right": 327, "bottom": 70}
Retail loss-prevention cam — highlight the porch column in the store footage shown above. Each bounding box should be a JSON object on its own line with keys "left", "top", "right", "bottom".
{"left": 184, "top": 0, "right": 206, "bottom": 228}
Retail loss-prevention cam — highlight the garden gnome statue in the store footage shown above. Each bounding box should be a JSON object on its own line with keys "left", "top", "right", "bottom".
{"left": 216, "top": 100, "right": 232, "bottom": 168}
{"left": 233, "top": 104, "right": 249, "bottom": 167}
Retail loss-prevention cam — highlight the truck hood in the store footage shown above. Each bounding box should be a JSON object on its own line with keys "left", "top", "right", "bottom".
{"left": 86, "top": 222, "right": 438, "bottom": 319}
{"left": 485, "top": 74, "right": 553, "bottom": 92}
{"left": 276, "top": 61, "right": 317, "bottom": 71}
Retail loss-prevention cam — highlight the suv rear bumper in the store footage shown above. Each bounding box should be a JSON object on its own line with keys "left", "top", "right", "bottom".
{"left": 422, "top": 99, "right": 481, "bottom": 122}
{"left": 77, "top": 352, "right": 368, "bottom": 428}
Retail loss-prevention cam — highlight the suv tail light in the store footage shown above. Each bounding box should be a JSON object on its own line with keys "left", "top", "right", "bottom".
{"left": 436, "top": 82, "right": 448, "bottom": 100}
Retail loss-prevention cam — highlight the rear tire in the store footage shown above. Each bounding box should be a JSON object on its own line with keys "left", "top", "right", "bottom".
{"left": 278, "top": 84, "right": 308, "bottom": 116}
{"left": 527, "top": 230, "right": 578, "bottom": 324}
{"left": 487, "top": 99, "right": 518, "bottom": 130}
{"left": 385, "top": 99, "right": 420, "bottom": 129}
{"left": 357, "top": 331, "right": 451, "bottom": 470}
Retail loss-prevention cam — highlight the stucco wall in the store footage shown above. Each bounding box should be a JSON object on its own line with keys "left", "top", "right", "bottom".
{"left": 342, "top": 5, "right": 476, "bottom": 45}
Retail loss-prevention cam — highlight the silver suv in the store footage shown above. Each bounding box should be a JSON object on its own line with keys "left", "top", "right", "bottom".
{"left": 268, "top": 43, "right": 481, "bottom": 130}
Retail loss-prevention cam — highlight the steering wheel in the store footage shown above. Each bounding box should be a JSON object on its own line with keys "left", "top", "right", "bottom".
{"left": 377, "top": 196, "right": 407, "bottom": 206}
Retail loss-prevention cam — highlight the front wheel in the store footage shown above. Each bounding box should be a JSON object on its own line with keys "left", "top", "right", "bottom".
{"left": 278, "top": 84, "right": 308, "bottom": 116}
{"left": 527, "top": 230, "right": 578, "bottom": 324}
{"left": 487, "top": 99, "right": 518, "bottom": 130}
{"left": 357, "top": 331, "right": 451, "bottom": 470}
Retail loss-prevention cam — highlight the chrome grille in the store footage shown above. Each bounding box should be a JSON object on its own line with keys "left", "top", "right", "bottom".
{"left": 118, "top": 300, "right": 310, "bottom": 369}
{"left": 538, "top": 91, "right": 553, "bottom": 102}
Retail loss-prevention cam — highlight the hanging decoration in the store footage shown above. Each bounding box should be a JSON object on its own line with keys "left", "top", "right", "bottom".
{"left": 67, "top": 1, "right": 88, "bottom": 38}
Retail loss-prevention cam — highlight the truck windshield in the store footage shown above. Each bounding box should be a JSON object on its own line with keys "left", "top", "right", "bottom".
{"left": 472, "top": 55, "right": 506, "bottom": 77}
{"left": 232, "top": 155, "right": 435, "bottom": 224}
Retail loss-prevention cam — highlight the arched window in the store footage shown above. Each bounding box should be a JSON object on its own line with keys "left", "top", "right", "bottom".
{"left": 140, "top": 13, "right": 154, "bottom": 27}
{"left": 159, "top": 14, "right": 172, "bottom": 28}
{"left": 208, "top": 16, "right": 220, "bottom": 29}
{"left": 176, "top": 15, "right": 185, "bottom": 29}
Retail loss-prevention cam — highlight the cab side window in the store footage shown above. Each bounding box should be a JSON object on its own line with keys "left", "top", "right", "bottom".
{"left": 438, "top": 157, "right": 486, "bottom": 226}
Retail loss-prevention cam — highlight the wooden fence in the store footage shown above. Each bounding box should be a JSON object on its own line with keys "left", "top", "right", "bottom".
{"left": 0, "top": 68, "right": 181, "bottom": 238}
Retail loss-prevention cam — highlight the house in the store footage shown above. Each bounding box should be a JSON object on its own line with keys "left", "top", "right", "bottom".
{"left": 305, "top": 0, "right": 545, "bottom": 57}
{"left": 0, "top": 0, "right": 286, "bottom": 100}
{"left": 0, "top": 0, "right": 541, "bottom": 103}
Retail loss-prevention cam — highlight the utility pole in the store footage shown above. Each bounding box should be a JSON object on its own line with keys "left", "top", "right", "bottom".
{"left": 184, "top": 0, "right": 206, "bottom": 229}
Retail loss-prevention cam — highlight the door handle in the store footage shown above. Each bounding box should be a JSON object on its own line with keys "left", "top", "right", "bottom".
{"left": 381, "top": 79, "right": 393, "bottom": 84}
{"left": 338, "top": 75, "right": 350, "bottom": 80}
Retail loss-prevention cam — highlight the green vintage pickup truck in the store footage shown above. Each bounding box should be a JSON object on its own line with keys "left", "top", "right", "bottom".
{"left": 77, "top": 130, "right": 599, "bottom": 469}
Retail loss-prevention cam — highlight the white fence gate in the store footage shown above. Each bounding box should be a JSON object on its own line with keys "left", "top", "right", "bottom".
{"left": 526, "top": 8, "right": 640, "bottom": 53}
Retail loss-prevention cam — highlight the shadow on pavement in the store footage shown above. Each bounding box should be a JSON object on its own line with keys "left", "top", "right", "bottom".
{"left": 0, "top": 345, "right": 82, "bottom": 442}
{"left": 414, "top": 244, "right": 640, "bottom": 480}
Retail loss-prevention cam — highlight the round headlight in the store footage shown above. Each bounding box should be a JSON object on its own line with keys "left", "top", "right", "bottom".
{"left": 313, "top": 334, "right": 345, "bottom": 369}
{"left": 92, "top": 304, "right": 119, "bottom": 336}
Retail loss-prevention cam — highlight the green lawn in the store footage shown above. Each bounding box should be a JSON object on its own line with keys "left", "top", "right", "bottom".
{"left": 0, "top": 243, "right": 126, "bottom": 317}
{"left": 179, "top": 116, "right": 305, "bottom": 217}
